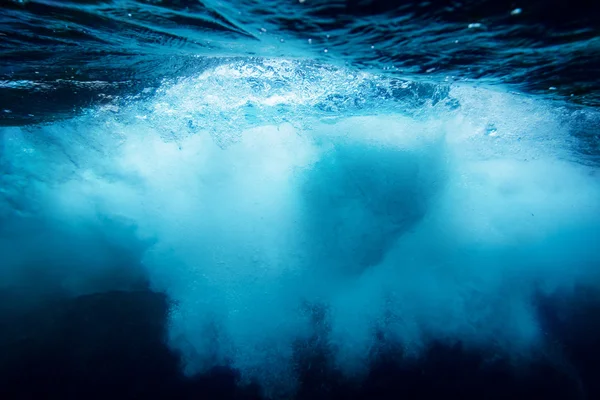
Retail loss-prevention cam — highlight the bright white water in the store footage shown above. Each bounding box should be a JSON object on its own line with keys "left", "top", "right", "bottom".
{"left": 1, "top": 59, "right": 599, "bottom": 395}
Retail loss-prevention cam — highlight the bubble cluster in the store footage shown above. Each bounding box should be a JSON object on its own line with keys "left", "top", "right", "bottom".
{"left": 1, "top": 59, "right": 599, "bottom": 396}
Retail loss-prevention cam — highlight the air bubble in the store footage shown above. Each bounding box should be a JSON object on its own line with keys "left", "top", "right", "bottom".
{"left": 484, "top": 123, "right": 498, "bottom": 136}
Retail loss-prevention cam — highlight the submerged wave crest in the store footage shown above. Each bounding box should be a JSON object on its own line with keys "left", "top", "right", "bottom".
{"left": 1, "top": 59, "right": 599, "bottom": 396}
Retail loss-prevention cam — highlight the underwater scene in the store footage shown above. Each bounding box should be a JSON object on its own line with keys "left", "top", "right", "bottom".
{"left": 1, "top": 1, "right": 600, "bottom": 399}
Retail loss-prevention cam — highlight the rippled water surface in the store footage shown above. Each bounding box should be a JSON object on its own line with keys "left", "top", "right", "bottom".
{"left": 2, "top": 0, "right": 600, "bottom": 125}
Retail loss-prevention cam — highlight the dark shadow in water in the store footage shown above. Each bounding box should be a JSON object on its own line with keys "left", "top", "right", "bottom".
{"left": 0, "top": 289, "right": 262, "bottom": 400}
{"left": 0, "top": 287, "right": 598, "bottom": 399}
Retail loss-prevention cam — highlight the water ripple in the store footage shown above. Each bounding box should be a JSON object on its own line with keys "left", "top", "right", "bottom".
{"left": 0, "top": 0, "right": 599, "bottom": 125}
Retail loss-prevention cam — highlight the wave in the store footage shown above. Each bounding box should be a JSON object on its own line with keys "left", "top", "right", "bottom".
{"left": 1, "top": 59, "right": 600, "bottom": 396}
{"left": 1, "top": 0, "right": 599, "bottom": 126}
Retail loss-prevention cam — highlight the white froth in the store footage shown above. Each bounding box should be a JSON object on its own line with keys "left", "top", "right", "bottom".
{"left": 1, "top": 59, "right": 599, "bottom": 395}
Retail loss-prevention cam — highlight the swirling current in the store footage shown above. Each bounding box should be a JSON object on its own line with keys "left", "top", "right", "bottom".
{"left": 1, "top": 1, "right": 600, "bottom": 399}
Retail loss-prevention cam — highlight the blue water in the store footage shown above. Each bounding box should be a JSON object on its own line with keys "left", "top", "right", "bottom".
{"left": 1, "top": 1, "right": 600, "bottom": 398}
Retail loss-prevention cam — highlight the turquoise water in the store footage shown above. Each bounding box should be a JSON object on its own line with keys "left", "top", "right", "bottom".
{"left": 1, "top": 1, "right": 600, "bottom": 398}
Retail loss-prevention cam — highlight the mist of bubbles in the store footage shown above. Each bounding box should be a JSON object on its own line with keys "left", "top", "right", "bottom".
{"left": 1, "top": 59, "right": 599, "bottom": 396}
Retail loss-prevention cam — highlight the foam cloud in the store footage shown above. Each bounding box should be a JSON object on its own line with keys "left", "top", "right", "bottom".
{"left": 1, "top": 60, "right": 598, "bottom": 396}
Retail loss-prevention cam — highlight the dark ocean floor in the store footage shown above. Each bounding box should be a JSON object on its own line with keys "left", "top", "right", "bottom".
{"left": 0, "top": 286, "right": 599, "bottom": 400}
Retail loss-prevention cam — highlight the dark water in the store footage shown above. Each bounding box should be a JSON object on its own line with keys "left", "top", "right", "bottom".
{"left": 1, "top": 1, "right": 600, "bottom": 399}
{"left": 1, "top": 0, "right": 600, "bottom": 125}
{"left": 1, "top": 288, "right": 600, "bottom": 399}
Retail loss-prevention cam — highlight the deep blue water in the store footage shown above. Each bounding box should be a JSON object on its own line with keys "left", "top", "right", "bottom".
{"left": 1, "top": 1, "right": 600, "bottom": 399}
{"left": 2, "top": 0, "right": 600, "bottom": 125}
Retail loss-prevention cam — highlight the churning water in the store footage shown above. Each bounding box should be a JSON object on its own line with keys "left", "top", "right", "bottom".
{"left": 1, "top": 1, "right": 600, "bottom": 399}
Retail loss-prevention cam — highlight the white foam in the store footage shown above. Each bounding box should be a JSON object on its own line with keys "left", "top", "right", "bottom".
{"left": 1, "top": 59, "right": 599, "bottom": 395}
